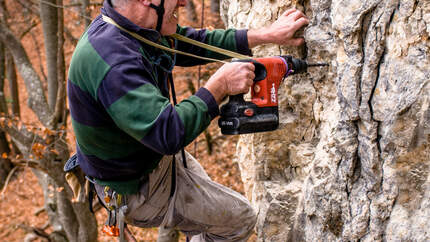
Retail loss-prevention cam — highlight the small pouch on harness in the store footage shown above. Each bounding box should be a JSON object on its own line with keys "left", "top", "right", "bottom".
{"left": 64, "top": 155, "right": 134, "bottom": 241}
{"left": 64, "top": 154, "right": 87, "bottom": 202}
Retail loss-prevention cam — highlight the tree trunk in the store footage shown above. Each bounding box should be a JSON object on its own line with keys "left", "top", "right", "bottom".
{"left": 40, "top": 0, "right": 58, "bottom": 111}
{"left": 81, "top": 0, "right": 91, "bottom": 27}
{"left": 55, "top": 0, "right": 67, "bottom": 127}
{"left": 0, "top": 150, "right": 12, "bottom": 189}
{"left": 3, "top": 0, "right": 20, "bottom": 156}
{"left": 6, "top": 52, "right": 19, "bottom": 116}
{"left": 33, "top": 170, "right": 68, "bottom": 242}
{"left": 33, "top": 167, "right": 98, "bottom": 242}
{"left": 185, "top": 0, "right": 198, "bottom": 22}
{"left": 0, "top": 41, "right": 12, "bottom": 189}
{"left": 0, "top": 42, "right": 8, "bottom": 113}
{"left": 210, "top": 0, "right": 219, "bottom": 14}
{"left": 222, "top": 0, "right": 430, "bottom": 241}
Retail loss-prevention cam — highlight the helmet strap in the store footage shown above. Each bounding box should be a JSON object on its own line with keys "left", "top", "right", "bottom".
{"left": 149, "top": 0, "right": 165, "bottom": 32}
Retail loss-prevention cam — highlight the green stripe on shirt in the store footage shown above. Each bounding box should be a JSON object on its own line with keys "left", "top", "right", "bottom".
{"left": 68, "top": 32, "right": 110, "bottom": 99}
{"left": 72, "top": 118, "right": 143, "bottom": 159}
{"left": 107, "top": 83, "right": 212, "bottom": 146}
{"left": 176, "top": 95, "right": 211, "bottom": 145}
{"left": 107, "top": 84, "right": 171, "bottom": 140}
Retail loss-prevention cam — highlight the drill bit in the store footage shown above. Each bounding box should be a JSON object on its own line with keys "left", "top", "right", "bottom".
{"left": 307, "top": 63, "right": 329, "bottom": 67}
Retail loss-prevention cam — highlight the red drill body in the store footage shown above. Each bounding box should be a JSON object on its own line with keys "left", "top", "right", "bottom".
{"left": 251, "top": 57, "right": 288, "bottom": 107}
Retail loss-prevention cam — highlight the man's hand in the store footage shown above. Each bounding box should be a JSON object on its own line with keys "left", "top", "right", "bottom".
{"left": 204, "top": 62, "right": 255, "bottom": 104}
{"left": 247, "top": 8, "right": 309, "bottom": 48}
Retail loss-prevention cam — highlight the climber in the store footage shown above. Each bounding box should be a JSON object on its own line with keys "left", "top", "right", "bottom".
{"left": 66, "top": 0, "right": 309, "bottom": 241}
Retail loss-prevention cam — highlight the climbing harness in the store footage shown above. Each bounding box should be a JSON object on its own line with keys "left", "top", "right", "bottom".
{"left": 86, "top": 176, "right": 129, "bottom": 241}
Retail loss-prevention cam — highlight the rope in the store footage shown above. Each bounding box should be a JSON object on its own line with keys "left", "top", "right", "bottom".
{"left": 171, "top": 33, "right": 249, "bottom": 59}
{"left": 103, "top": 15, "right": 231, "bottom": 63}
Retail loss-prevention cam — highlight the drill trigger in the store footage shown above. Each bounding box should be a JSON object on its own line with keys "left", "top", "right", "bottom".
{"left": 232, "top": 59, "right": 267, "bottom": 82}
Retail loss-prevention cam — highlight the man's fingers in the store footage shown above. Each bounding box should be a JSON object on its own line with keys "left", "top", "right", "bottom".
{"left": 246, "top": 62, "right": 255, "bottom": 71}
{"left": 282, "top": 8, "right": 297, "bottom": 17}
{"left": 296, "top": 16, "right": 309, "bottom": 25}
{"left": 248, "top": 72, "right": 256, "bottom": 81}
{"left": 236, "top": 62, "right": 255, "bottom": 71}
{"left": 290, "top": 17, "right": 309, "bottom": 32}
{"left": 290, "top": 10, "right": 306, "bottom": 21}
{"left": 248, "top": 77, "right": 253, "bottom": 85}
{"left": 243, "top": 79, "right": 253, "bottom": 92}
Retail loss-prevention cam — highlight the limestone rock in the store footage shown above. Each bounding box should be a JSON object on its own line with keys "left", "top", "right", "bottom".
{"left": 221, "top": 0, "right": 430, "bottom": 241}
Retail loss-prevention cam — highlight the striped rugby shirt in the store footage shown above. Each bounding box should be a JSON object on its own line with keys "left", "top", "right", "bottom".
{"left": 67, "top": 0, "right": 251, "bottom": 192}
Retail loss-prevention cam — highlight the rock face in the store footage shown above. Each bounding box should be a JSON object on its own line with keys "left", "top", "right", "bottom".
{"left": 221, "top": 0, "right": 430, "bottom": 241}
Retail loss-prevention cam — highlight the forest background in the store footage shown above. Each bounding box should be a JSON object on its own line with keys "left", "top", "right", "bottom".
{"left": 0, "top": 0, "right": 244, "bottom": 241}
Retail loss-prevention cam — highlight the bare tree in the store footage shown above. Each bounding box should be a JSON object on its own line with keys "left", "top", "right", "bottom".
{"left": 211, "top": 0, "right": 219, "bottom": 13}
{"left": 81, "top": 0, "right": 91, "bottom": 27}
{"left": 185, "top": 0, "right": 197, "bottom": 22}
{"left": 0, "top": 0, "right": 97, "bottom": 241}
{"left": 0, "top": 41, "right": 12, "bottom": 189}
{"left": 5, "top": 52, "right": 19, "bottom": 116}
{"left": 55, "top": 0, "right": 67, "bottom": 126}
{"left": 40, "top": 0, "right": 58, "bottom": 111}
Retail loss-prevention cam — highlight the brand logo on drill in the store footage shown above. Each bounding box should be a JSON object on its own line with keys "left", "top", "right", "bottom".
{"left": 271, "top": 83, "right": 276, "bottom": 103}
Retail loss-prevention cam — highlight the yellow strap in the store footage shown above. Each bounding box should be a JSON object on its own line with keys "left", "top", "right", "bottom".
{"left": 170, "top": 33, "right": 250, "bottom": 59}
{"left": 102, "top": 15, "right": 249, "bottom": 63}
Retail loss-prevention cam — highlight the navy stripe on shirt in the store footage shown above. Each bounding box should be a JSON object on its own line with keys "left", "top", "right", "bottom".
{"left": 76, "top": 145, "right": 161, "bottom": 180}
{"left": 68, "top": 81, "right": 113, "bottom": 126}
{"left": 140, "top": 105, "right": 186, "bottom": 155}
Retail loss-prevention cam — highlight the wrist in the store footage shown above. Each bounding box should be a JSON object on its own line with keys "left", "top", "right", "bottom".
{"left": 247, "top": 28, "right": 271, "bottom": 48}
{"left": 204, "top": 76, "right": 226, "bottom": 104}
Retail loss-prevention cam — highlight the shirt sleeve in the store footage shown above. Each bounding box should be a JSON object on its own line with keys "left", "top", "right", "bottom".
{"left": 98, "top": 57, "right": 219, "bottom": 155}
{"left": 174, "top": 25, "right": 252, "bottom": 66}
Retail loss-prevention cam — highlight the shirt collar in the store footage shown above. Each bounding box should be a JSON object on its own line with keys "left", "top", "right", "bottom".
{"left": 102, "top": 0, "right": 161, "bottom": 42}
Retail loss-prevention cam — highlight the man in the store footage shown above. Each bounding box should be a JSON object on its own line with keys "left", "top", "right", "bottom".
{"left": 67, "top": 0, "right": 308, "bottom": 241}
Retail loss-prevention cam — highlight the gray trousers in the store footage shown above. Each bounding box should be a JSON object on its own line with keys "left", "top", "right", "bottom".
{"left": 95, "top": 152, "right": 257, "bottom": 241}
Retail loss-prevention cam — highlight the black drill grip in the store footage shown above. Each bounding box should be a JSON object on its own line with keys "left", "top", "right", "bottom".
{"left": 232, "top": 59, "right": 267, "bottom": 82}
{"left": 228, "top": 93, "right": 245, "bottom": 103}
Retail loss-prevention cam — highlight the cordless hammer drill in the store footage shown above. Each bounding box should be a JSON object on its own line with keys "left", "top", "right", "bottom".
{"left": 218, "top": 56, "right": 328, "bottom": 135}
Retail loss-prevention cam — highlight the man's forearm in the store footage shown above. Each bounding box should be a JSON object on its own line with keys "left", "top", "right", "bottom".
{"left": 247, "top": 29, "right": 271, "bottom": 49}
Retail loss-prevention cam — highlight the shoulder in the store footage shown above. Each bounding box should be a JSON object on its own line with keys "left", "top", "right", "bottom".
{"left": 84, "top": 17, "right": 143, "bottom": 66}
{"left": 69, "top": 16, "right": 150, "bottom": 98}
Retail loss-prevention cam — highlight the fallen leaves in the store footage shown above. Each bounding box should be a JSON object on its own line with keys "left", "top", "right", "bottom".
{"left": 31, "top": 143, "right": 45, "bottom": 159}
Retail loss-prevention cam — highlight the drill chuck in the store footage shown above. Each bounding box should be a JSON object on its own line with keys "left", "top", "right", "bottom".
{"left": 307, "top": 63, "right": 329, "bottom": 67}
{"left": 282, "top": 55, "right": 329, "bottom": 74}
